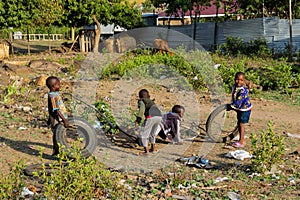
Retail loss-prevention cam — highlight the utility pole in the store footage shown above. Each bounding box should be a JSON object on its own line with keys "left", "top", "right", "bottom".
{"left": 289, "top": 0, "right": 293, "bottom": 61}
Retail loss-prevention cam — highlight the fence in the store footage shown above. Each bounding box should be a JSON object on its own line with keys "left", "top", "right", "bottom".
{"left": 13, "top": 33, "right": 63, "bottom": 41}
{"left": 162, "top": 17, "right": 300, "bottom": 53}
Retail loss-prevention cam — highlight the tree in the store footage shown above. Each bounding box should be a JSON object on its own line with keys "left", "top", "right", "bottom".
{"left": 0, "top": 0, "right": 43, "bottom": 54}
{"left": 62, "top": 0, "right": 143, "bottom": 53}
{"left": 150, "top": 0, "right": 212, "bottom": 25}
{"left": 142, "top": 0, "right": 156, "bottom": 13}
{"left": 34, "top": 0, "right": 64, "bottom": 53}
{"left": 236, "top": 0, "right": 300, "bottom": 19}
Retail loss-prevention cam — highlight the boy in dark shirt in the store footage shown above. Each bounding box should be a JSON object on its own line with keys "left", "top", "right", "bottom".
{"left": 135, "top": 89, "right": 161, "bottom": 125}
{"left": 136, "top": 89, "right": 162, "bottom": 155}
{"left": 46, "top": 76, "right": 69, "bottom": 156}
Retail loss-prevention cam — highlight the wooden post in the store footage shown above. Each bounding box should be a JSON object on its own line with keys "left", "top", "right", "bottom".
{"left": 85, "top": 32, "right": 89, "bottom": 52}
{"left": 213, "top": 6, "right": 219, "bottom": 52}
{"left": 289, "top": 0, "right": 293, "bottom": 61}
{"left": 71, "top": 27, "right": 75, "bottom": 41}
{"left": 27, "top": 27, "right": 30, "bottom": 56}
{"left": 9, "top": 32, "right": 14, "bottom": 56}
{"left": 79, "top": 30, "right": 85, "bottom": 52}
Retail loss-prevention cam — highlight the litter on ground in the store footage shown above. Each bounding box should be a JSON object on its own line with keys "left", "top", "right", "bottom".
{"left": 225, "top": 150, "right": 252, "bottom": 160}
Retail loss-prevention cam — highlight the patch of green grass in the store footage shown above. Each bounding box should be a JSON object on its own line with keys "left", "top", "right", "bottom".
{"left": 254, "top": 88, "right": 300, "bottom": 106}
{"left": 57, "top": 57, "right": 67, "bottom": 65}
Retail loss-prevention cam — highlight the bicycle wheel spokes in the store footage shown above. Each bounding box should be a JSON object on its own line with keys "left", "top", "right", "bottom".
{"left": 206, "top": 104, "right": 239, "bottom": 142}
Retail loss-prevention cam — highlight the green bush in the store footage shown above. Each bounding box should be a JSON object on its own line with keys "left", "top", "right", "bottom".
{"left": 216, "top": 56, "right": 294, "bottom": 93}
{"left": 94, "top": 99, "right": 119, "bottom": 134}
{"left": 217, "top": 36, "right": 245, "bottom": 56}
{"left": 0, "top": 161, "right": 26, "bottom": 199}
{"left": 259, "top": 63, "right": 292, "bottom": 91}
{"left": 40, "top": 147, "right": 124, "bottom": 199}
{"left": 102, "top": 48, "right": 208, "bottom": 91}
{"left": 250, "top": 122, "right": 285, "bottom": 174}
{"left": 0, "top": 145, "right": 127, "bottom": 199}
{"left": 217, "top": 36, "right": 271, "bottom": 58}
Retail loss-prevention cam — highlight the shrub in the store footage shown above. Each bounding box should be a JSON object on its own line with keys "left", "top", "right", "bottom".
{"left": 0, "top": 145, "right": 127, "bottom": 199}
{"left": 216, "top": 56, "right": 294, "bottom": 93}
{"left": 102, "top": 48, "right": 208, "bottom": 91}
{"left": 217, "top": 36, "right": 271, "bottom": 58}
{"left": 250, "top": 122, "right": 285, "bottom": 174}
{"left": 94, "top": 99, "right": 119, "bottom": 134}
{"left": 41, "top": 149, "right": 122, "bottom": 199}
{"left": 0, "top": 161, "right": 26, "bottom": 199}
{"left": 38, "top": 145, "right": 125, "bottom": 199}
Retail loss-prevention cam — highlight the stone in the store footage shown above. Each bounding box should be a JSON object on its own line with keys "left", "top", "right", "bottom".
{"left": 35, "top": 75, "right": 48, "bottom": 86}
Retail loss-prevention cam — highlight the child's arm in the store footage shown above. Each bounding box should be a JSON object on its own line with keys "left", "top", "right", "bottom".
{"left": 172, "top": 118, "right": 182, "bottom": 143}
{"left": 57, "top": 110, "right": 69, "bottom": 128}
{"left": 136, "top": 100, "right": 145, "bottom": 125}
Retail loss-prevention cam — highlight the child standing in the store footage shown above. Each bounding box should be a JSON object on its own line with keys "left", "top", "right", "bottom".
{"left": 46, "top": 76, "right": 69, "bottom": 156}
{"left": 136, "top": 89, "right": 162, "bottom": 155}
{"left": 135, "top": 89, "right": 161, "bottom": 126}
{"left": 230, "top": 72, "right": 252, "bottom": 148}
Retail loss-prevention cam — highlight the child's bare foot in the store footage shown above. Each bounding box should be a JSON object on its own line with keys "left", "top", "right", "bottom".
{"left": 150, "top": 149, "right": 159, "bottom": 153}
{"left": 139, "top": 152, "right": 150, "bottom": 156}
{"left": 175, "top": 141, "right": 184, "bottom": 145}
{"left": 232, "top": 141, "right": 246, "bottom": 148}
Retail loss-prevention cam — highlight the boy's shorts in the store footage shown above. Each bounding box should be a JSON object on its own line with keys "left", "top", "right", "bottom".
{"left": 237, "top": 110, "right": 251, "bottom": 124}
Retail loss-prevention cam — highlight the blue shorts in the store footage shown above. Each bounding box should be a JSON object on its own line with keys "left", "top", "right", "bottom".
{"left": 237, "top": 110, "right": 251, "bottom": 124}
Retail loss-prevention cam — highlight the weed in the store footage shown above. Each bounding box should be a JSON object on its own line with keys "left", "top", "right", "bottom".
{"left": 216, "top": 36, "right": 271, "bottom": 58}
{"left": 75, "top": 53, "right": 85, "bottom": 61}
{"left": 216, "top": 55, "right": 294, "bottom": 93}
{"left": 0, "top": 160, "right": 26, "bottom": 199}
{"left": 250, "top": 122, "right": 285, "bottom": 174}
{"left": 57, "top": 57, "right": 66, "bottom": 65}
{"left": 94, "top": 99, "right": 119, "bottom": 134}
{"left": 37, "top": 144, "right": 124, "bottom": 199}
{"left": 67, "top": 63, "right": 76, "bottom": 75}
{"left": 257, "top": 89, "right": 300, "bottom": 106}
{"left": 102, "top": 48, "right": 207, "bottom": 91}
{"left": 3, "top": 82, "right": 18, "bottom": 104}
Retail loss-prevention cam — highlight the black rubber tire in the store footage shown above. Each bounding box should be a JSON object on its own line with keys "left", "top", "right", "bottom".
{"left": 55, "top": 117, "right": 97, "bottom": 158}
{"left": 206, "top": 104, "right": 239, "bottom": 143}
{"left": 24, "top": 162, "right": 69, "bottom": 176}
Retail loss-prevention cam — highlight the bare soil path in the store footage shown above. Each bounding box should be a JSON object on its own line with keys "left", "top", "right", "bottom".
{"left": 0, "top": 52, "right": 299, "bottom": 199}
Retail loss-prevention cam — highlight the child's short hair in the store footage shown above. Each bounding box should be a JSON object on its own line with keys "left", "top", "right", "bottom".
{"left": 235, "top": 72, "right": 245, "bottom": 79}
{"left": 138, "top": 89, "right": 150, "bottom": 99}
{"left": 46, "top": 76, "right": 59, "bottom": 89}
{"left": 172, "top": 105, "right": 185, "bottom": 113}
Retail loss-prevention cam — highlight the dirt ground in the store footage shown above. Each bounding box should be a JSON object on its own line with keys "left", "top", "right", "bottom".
{"left": 0, "top": 50, "right": 300, "bottom": 198}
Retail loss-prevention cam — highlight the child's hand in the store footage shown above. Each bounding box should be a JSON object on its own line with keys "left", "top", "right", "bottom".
{"left": 63, "top": 120, "right": 69, "bottom": 128}
{"left": 135, "top": 117, "right": 142, "bottom": 126}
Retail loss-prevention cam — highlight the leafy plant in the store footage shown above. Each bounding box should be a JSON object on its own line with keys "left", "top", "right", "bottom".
{"left": 0, "top": 160, "right": 26, "bottom": 199}
{"left": 217, "top": 36, "right": 271, "bottom": 58}
{"left": 102, "top": 48, "right": 208, "bottom": 91}
{"left": 75, "top": 53, "right": 85, "bottom": 61}
{"left": 216, "top": 55, "right": 294, "bottom": 93}
{"left": 37, "top": 144, "right": 124, "bottom": 199}
{"left": 217, "top": 36, "right": 246, "bottom": 56}
{"left": 3, "top": 81, "right": 25, "bottom": 104}
{"left": 250, "top": 122, "right": 285, "bottom": 174}
{"left": 94, "top": 99, "right": 119, "bottom": 134}
{"left": 57, "top": 57, "right": 67, "bottom": 65}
